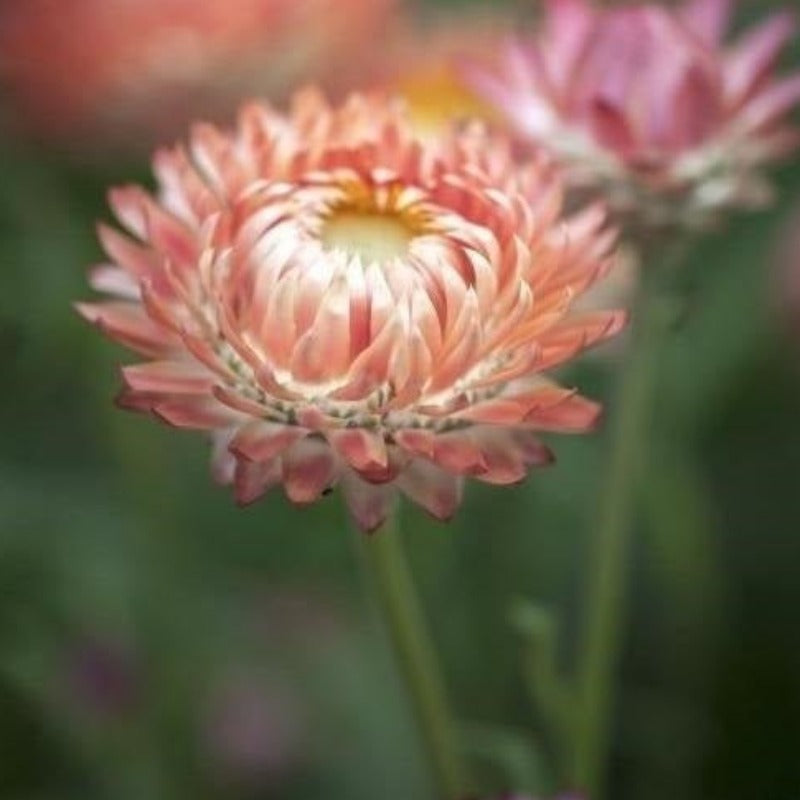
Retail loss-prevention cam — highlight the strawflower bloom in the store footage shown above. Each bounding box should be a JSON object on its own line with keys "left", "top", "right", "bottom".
{"left": 466, "top": 0, "right": 800, "bottom": 231}
{"left": 0, "top": 0, "right": 396, "bottom": 149}
{"left": 77, "top": 89, "right": 624, "bottom": 532}
{"left": 371, "top": 15, "right": 509, "bottom": 139}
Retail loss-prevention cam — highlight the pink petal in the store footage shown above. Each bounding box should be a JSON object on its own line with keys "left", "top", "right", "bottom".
{"left": 75, "top": 301, "right": 172, "bottom": 357}
{"left": 138, "top": 278, "right": 182, "bottom": 334}
{"left": 121, "top": 361, "right": 215, "bottom": 394}
{"left": 669, "top": 63, "right": 722, "bottom": 148}
{"left": 229, "top": 420, "right": 308, "bottom": 463}
{"left": 397, "top": 460, "right": 464, "bottom": 521}
{"left": 144, "top": 199, "right": 199, "bottom": 273}
{"left": 542, "top": 0, "right": 596, "bottom": 88}
{"left": 432, "top": 433, "right": 489, "bottom": 476}
{"left": 510, "top": 429, "right": 556, "bottom": 467}
{"left": 211, "top": 385, "right": 269, "bottom": 419}
{"left": 336, "top": 312, "right": 404, "bottom": 401}
{"left": 153, "top": 145, "right": 218, "bottom": 224}
{"left": 461, "top": 62, "right": 537, "bottom": 133}
{"left": 393, "top": 428, "right": 437, "bottom": 459}
{"left": 108, "top": 186, "right": 149, "bottom": 239}
{"left": 234, "top": 458, "right": 282, "bottom": 506}
{"left": 427, "top": 290, "right": 481, "bottom": 393}
{"left": 588, "top": 98, "right": 637, "bottom": 156}
{"left": 679, "top": 0, "right": 732, "bottom": 44}
{"left": 153, "top": 396, "right": 242, "bottom": 430}
{"left": 536, "top": 310, "right": 628, "bottom": 370}
{"left": 738, "top": 73, "right": 800, "bottom": 133}
{"left": 115, "top": 388, "right": 159, "bottom": 414}
{"left": 260, "top": 270, "right": 299, "bottom": 367}
{"left": 88, "top": 265, "right": 140, "bottom": 299}
{"left": 282, "top": 438, "right": 337, "bottom": 505}
{"left": 97, "top": 223, "right": 158, "bottom": 280}
{"left": 340, "top": 472, "right": 395, "bottom": 533}
{"left": 724, "top": 12, "right": 796, "bottom": 102}
{"left": 210, "top": 429, "right": 237, "bottom": 486}
{"left": 525, "top": 392, "right": 602, "bottom": 432}
{"left": 454, "top": 398, "right": 528, "bottom": 425}
{"left": 390, "top": 326, "right": 433, "bottom": 407}
{"left": 289, "top": 275, "right": 351, "bottom": 383}
{"left": 328, "top": 429, "right": 388, "bottom": 474}
{"left": 472, "top": 428, "right": 554, "bottom": 485}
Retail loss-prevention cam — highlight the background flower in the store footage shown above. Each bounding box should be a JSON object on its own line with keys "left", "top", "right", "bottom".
{"left": 77, "top": 89, "right": 624, "bottom": 531}
{"left": 0, "top": 0, "right": 397, "bottom": 151}
{"left": 369, "top": 12, "right": 510, "bottom": 139}
{"left": 202, "top": 670, "right": 307, "bottom": 787}
{"left": 466, "top": 0, "right": 800, "bottom": 230}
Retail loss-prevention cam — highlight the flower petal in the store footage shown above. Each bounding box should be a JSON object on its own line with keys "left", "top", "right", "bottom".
{"left": 340, "top": 472, "right": 395, "bottom": 533}
{"left": 122, "top": 360, "right": 215, "bottom": 394}
{"left": 229, "top": 421, "right": 308, "bottom": 463}
{"left": 282, "top": 438, "right": 338, "bottom": 505}
{"left": 397, "top": 460, "right": 464, "bottom": 521}
{"left": 725, "top": 12, "right": 796, "bottom": 102}
{"left": 154, "top": 396, "right": 243, "bottom": 430}
{"left": 234, "top": 457, "right": 282, "bottom": 506}
{"left": 75, "top": 301, "right": 172, "bottom": 357}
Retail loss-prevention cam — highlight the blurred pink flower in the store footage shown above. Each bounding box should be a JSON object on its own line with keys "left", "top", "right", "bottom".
{"left": 0, "top": 0, "right": 396, "bottom": 149}
{"left": 466, "top": 0, "right": 800, "bottom": 230}
{"left": 61, "top": 636, "right": 141, "bottom": 721}
{"left": 77, "top": 89, "right": 624, "bottom": 531}
{"left": 203, "top": 672, "right": 306, "bottom": 785}
{"left": 370, "top": 14, "right": 511, "bottom": 138}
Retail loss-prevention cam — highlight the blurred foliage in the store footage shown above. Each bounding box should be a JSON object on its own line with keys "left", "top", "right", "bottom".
{"left": 1, "top": 0, "right": 800, "bottom": 799}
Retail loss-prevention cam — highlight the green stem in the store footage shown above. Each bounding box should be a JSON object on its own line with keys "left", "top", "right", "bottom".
{"left": 361, "top": 515, "right": 465, "bottom": 800}
{"left": 572, "top": 243, "right": 688, "bottom": 798}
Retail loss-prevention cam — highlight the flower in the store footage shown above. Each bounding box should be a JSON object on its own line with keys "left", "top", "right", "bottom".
{"left": 61, "top": 636, "right": 141, "bottom": 721}
{"left": 370, "top": 14, "right": 510, "bottom": 139}
{"left": 77, "top": 89, "right": 624, "bottom": 532}
{"left": 466, "top": 0, "right": 800, "bottom": 230}
{"left": 203, "top": 671, "right": 306, "bottom": 785}
{"left": 0, "top": 0, "right": 396, "bottom": 149}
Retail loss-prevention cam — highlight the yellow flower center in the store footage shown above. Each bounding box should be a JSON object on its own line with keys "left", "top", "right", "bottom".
{"left": 322, "top": 211, "right": 414, "bottom": 263}
{"left": 398, "top": 67, "right": 497, "bottom": 139}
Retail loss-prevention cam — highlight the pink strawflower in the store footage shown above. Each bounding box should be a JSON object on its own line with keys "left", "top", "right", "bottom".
{"left": 77, "top": 89, "right": 625, "bottom": 532}
{"left": 370, "top": 14, "right": 511, "bottom": 138}
{"left": 0, "top": 0, "right": 396, "bottom": 149}
{"left": 466, "top": 0, "right": 800, "bottom": 230}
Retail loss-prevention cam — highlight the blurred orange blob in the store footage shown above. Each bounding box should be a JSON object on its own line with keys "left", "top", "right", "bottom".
{"left": 370, "top": 14, "right": 510, "bottom": 138}
{"left": 0, "top": 0, "right": 397, "bottom": 150}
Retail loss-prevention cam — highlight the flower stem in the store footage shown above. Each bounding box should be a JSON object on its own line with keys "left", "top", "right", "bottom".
{"left": 361, "top": 515, "right": 465, "bottom": 799}
{"left": 572, "top": 242, "right": 688, "bottom": 798}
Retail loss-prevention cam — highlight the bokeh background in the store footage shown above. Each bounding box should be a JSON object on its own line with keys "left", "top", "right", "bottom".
{"left": 1, "top": 1, "right": 799, "bottom": 798}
